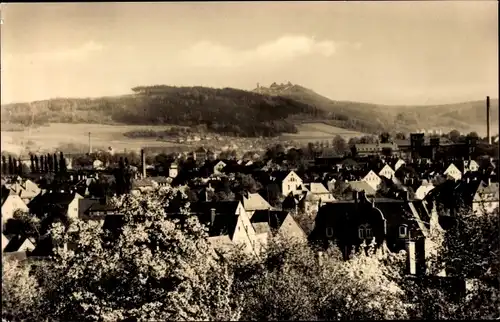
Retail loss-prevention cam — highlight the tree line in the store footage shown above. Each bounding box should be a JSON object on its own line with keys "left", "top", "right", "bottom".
{"left": 1, "top": 152, "right": 68, "bottom": 176}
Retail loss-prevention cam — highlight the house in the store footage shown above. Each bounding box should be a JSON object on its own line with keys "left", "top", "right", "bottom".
{"left": 463, "top": 160, "right": 480, "bottom": 174}
{"left": 3, "top": 235, "right": 36, "bottom": 253}
{"left": 4, "top": 178, "right": 41, "bottom": 204}
{"left": 472, "top": 180, "right": 499, "bottom": 215}
{"left": 169, "top": 163, "right": 178, "bottom": 178}
{"left": 240, "top": 192, "right": 272, "bottom": 218}
{"left": 251, "top": 210, "right": 306, "bottom": 252}
{"left": 355, "top": 142, "right": 398, "bottom": 156}
{"left": 213, "top": 160, "right": 227, "bottom": 175}
{"left": 378, "top": 164, "right": 396, "bottom": 180}
{"left": 178, "top": 200, "right": 256, "bottom": 254}
{"left": 131, "top": 178, "right": 156, "bottom": 194}
{"left": 310, "top": 191, "right": 431, "bottom": 275}
{"left": 361, "top": 170, "right": 383, "bottom": 190}
{"left": 271, "top": 170, "right": 304, "bottom": 196}
{"left": 150, "top": 176, "right": 171, "bottom": 187}
{"left": 28, "top": 190, "right": 84, "bottom": 221}
{"left": 193, "top": 147, "right": 209, "bottom": 162}
{"left": 1, "top": 189, "right": 29, "bottom": 226}
{"left": 303, "top": 182, "right": 335, "bottom": 202}
{"left": 443, "top": 163, "right": 463, "bottom": 181}
{"left": 299, "top": 183, "right": 336, "bottom": 213}
{"left": 391, "top": 158, "right": 406, "bottom": 171}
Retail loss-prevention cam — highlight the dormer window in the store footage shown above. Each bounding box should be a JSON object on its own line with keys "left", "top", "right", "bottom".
{"left": 399, "top": 225, "right": 408, "bottom": 238}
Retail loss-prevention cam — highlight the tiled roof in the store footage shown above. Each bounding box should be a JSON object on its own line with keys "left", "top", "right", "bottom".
{"left": 347, "top": 181, "right": 377, "bottom": 196}
{"left": 242, "top": 193, "right": 271, "bottom": 211}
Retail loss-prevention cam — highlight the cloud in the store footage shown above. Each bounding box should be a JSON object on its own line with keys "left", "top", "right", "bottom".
{"left": 4, "top": 41, "right": 104, "bottom": 65}
{"left": 179, "top": 35, "right": 338, "bottom": 68}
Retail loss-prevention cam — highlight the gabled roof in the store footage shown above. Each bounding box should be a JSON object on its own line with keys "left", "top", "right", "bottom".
{"left": 305, "top": 182, "right": 330, "bottom": 194}
{"left": 210, "top": 214, "right": 240, "bottom": 238}
{"left": 242, "top": 193, "right": 271, "bottom": 211}
{"left": 475, "top": 181, "right": 500, "bottom": 200}
{"left": 190, "top": 200, "right": 242, "bottom": 216}
{"left": 3, "top": 235, "right": 35, "bottom": 253}
{"left": 28, "top": 191, "right": 80, "bottom": 210}
{"left": 347, "top": 181, "right": 377, "bottom": 196}
{"left": 250, "top": 210, "right": 289, "bottom": 231}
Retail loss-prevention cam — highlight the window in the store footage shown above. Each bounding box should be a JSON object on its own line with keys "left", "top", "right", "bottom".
{"left": 359, "top": 224, "right": 373, "bottom": 239}
{"left": 326, "top": 227, "right": 334, "bottom": 237}
{"left": 399, "top": 225, "right": 408, "bottom": 238}
{"left": 288, "top": 185, "right": 291, "bottom": 191}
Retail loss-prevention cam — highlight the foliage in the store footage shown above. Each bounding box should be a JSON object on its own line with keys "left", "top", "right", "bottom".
{"left": 231, "top": 237, "right": 409, "bottom": 320}
{"left": 2, "top": 258, "right": 43, "bottom": 321}
{"left": 38, "top": 186, "right": 242, "bottom": 321}
{"left": 2, "top": 86, "right": 326, "bottom": 138}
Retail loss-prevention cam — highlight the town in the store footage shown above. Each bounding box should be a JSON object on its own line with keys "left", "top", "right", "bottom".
{"left": 2, "top": 122, "right": 499, "bottom": 262}
{"left": 2, "top": 2, "right": 499, "bottom": 321}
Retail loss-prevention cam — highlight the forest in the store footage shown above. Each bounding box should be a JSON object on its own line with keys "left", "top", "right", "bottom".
{"left": 1, "top": 86, "right": 330, "bottom": 137}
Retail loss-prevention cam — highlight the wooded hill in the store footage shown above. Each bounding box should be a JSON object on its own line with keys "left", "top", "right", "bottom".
{"left": 2, "top": 83, "right": 498, "bottom": 137}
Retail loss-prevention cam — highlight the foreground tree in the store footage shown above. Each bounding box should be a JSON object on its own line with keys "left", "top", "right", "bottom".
{"left": 40, "top": 186, "right": 241, "bottom": 321}
{"left": 2, "top": 258, "right": 43, "bottom": 321}
{"left": 230, "top": 236, "right": 409, "bottom": 321}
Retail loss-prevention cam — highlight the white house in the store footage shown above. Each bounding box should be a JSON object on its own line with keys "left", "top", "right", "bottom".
{"left": 393, "top": 158, "right": 406, "bottom": 171}
{"left": 378, "top": 164, "right": 396, "bottom": 180}
{"left": 472, "top": 180, "right": 499, "bottom": 215}
{"left": 213, "top": 161, "right": 227, "bottom": 176}
{"left": 275, "top": 171, "right": 304, "bottom": 197}
{"left": 1, "top": 193, "right": 29, "bottom": 226}
{"left": 443, "top": 163, "right": 462, "bottom": 181}
{"left": 463, "top": 160, "right": 480, "bottom": 174}
{"left": 362, "top": 170, "right": 382, "bottom": 191}
{"left": 169, "top": 163, "right": 178, "bottom": 178}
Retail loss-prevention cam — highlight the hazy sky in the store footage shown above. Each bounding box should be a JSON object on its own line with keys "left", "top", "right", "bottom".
{"left": 1, "top": 2, "right": 498, "bottom": 105}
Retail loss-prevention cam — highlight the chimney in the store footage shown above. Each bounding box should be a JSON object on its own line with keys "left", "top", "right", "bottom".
{"left": 486, "top": 96, "right": 491, "bottom": 145}
{"left": 210, "top": 208, "right": 216, "bottom": 225}
{"left": 406, "top": 240, "right": 416, "bottom": 275}
{"left": 353, "top": 190, "right": 359, "bottom": 202}
{"left": 141, "top": 149, "right": 146, "bottom": 179}
{"left": 88, "top": 132, "right": 92, "bottom": 154}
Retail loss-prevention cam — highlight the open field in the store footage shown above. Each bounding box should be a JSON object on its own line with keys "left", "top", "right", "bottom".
{"left": 1, "top": 123, "right": 187, "bottom": 155}
{"left": 280, "top": 122, "right": 367, "bottom": 143}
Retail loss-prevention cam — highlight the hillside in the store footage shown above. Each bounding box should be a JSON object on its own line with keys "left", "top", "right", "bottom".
{"left": 254, "top": 82, "right": 499, "bottom": 136}
{"left": 0, "top": 86, "right": 329, "bottom": 138}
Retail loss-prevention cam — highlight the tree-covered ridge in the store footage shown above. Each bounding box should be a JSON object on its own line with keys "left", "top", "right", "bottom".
{"left": 255, "top": 83, "right": 499, "bottom": 135}
{"left": 1, "top": 86, "right": 327, "bottom": 137}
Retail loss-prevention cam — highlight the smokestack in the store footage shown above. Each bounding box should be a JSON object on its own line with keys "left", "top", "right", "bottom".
{"left": 141, "top": 149, "right": 146, "bottom": 178}
{"left": 88, "top": 132, "right": 92, "bottom": 154}
{"left": 486, "top": 96, "right": 491, "bottom": 145}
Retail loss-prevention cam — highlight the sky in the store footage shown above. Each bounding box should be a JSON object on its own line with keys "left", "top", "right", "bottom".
{"left": 1, "top": 2, "right": 498, "bottom": 105}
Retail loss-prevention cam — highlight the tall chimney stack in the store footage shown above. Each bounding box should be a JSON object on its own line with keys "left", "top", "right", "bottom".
{"left": 88, "top": 132, "right": 92, "bottom": 154}
{"left": 487, "top": 96, "right": 491, "bottom": 145}
{"left": 141, "top": 149, "right": 146, "bottom": 178}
